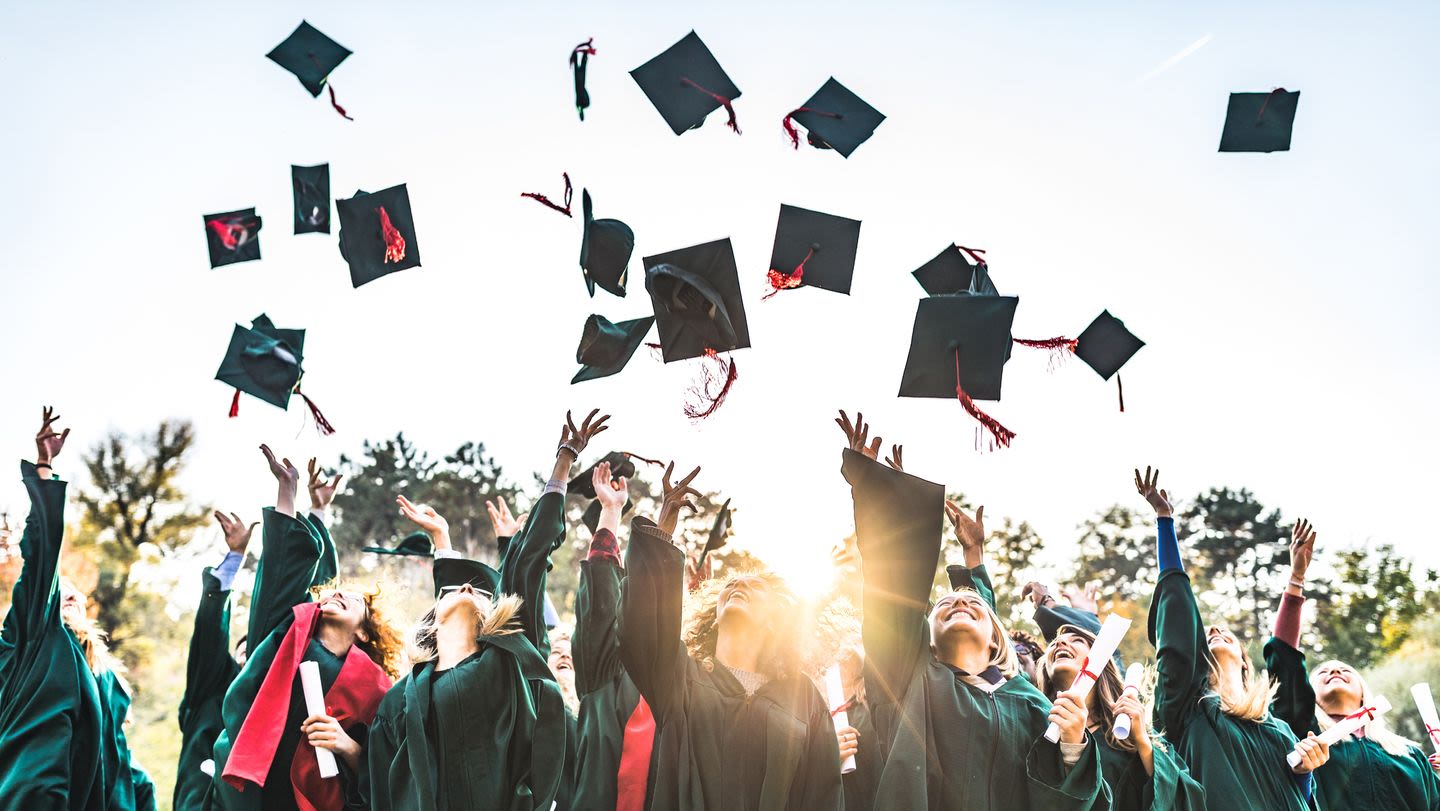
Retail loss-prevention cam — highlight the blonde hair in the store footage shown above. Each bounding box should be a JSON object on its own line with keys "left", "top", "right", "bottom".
{"left": 928, "top": 588, "right": 1020, "bottom": 679}
{"left": 59, "top": 578, "right": 124, "bottom": 677}
{"left": 1037, "top": 625, "right": 1154, "bottom": 753}
{"left": 1205, "top": 640, "right": 1276, "bottom": 723}
{"left": 407, "top": 591, "right": 525, "bottom": 664}
{"left": 1310, "top": 660, "right": 1417, "bottom": 758}
{"left": 683, "top": 570, "right": 804, "bottom": 681}
{"left": 312, "top": 581, "right": 406, "bottom": 680}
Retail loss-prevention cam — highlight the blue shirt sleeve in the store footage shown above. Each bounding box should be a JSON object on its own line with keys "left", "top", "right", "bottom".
{"left": 1157, "top": 516, "right": 1184, "bottom": 574}
{"left": 213, "top": 551, "right": 244, "bottom": 591}
{"left": 1293, "top": 770, "right": 1313, "bottom": 803}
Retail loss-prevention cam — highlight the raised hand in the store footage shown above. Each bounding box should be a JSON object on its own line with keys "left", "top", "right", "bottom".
{"left": 485, "top": 496, "right": 527, "bottom": 538}
{"left": 1065, "top": 582, "right": 1100, "bottom": 614}
{"left": 307, "top": 458, "right": 344, "bottom": 512}
{"left": 1134, "top": 466, "right": 1173, "bottom": 518}
{"left": 35, "top": 406, "right": 70, "bottom": 465}
{"left": 657, "top": 461, "right": 701, "bottom": 536}
{"left": 557, "top": 408, "right": 611, "bottom": 460}
{"left": 1021, "top": 581, "right": 1056, "bottom": 609}
{"left": 835, "top": 410, "right": 882, "bottom": 460}
{"left": 592, "top": 461, "right": 629, "bottom": 511}
{"left": 397, "top": 495, "right": 449, "bottom": 547}
{"left": 1288, "top": 518, "right": 1317, "bottom": 582}
{"left": 945, "top": 500, "right": 985, "bottom": 568}
{"left": 261, "top": 444, "right": 300, "bottom": 517}
{"left": 214, "top": 510, "right": 258, "bottom": 555}
{"left": 685, "top": 552, "right": 713, "bottom": 592}
{"left": 884, "top": 444, "right": 904, "bottom": 472}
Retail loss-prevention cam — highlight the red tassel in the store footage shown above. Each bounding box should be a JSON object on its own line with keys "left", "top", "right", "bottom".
{"left": 207, "top": 217, "right": 257, "bottom": 250}
{"left": 326, "top": 85, "right": 354, "bottom": 121}
{"left": 684, "top": 350, "right": 738, "bottom": 420}
{"left": 781, "top": 107, "right": 843, "bottom": 149}
{"left": 680, "top": 77, "right": 741, "bottom": 134}
{"left": 570, "top": 37, "right": 597, "bottom": 64}
{"left": 1013, "top": 336, "right": 1077, "bottom": 371}
{"left": 520, "top": 172, "right": 574, "bottom": 217}
{"left": 1116, "top": 374, "right": 1126, "bottom": 413}
{"left": 621, "top": 451, "right": 666, "bottom": 468}
{"left": 297, "top": 389, "right": 336, "bottom": 436}
{"left": 229, "top": 389, "right": 241, "bottom": 418}
{"left": 954, "top": 350, "right": 1015, "bottom": 449}
{"left": 1256, "top": 87, "right": 1287, "bottom": 123}
{"left": 377, "top": 206, "right": 406, "bottom": 263}
{"left": 955, "top": 245, "right": 988, "bottom": 268}
{"left": 762, "top": 245, "right": 816, "bottom": 300}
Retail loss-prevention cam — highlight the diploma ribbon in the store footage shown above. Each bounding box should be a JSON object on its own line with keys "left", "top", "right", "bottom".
{"left": 1075, "top": 656, "right": 1101, "bottom": 686}
{"left": 1343, "top": 705, "right": 1378, "bottom": 724}
{"left": 1425, "top": 724, "right": 1439, "bottom": 744}
{"left": 830, "top": 696, "right": 857, "bottom": 718}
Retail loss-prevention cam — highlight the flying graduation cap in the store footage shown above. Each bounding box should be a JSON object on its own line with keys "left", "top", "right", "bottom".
{"left": 900, "top": 294, "right": 1020, "bottom": 448}
{"left": 631, "top": 31, "right": 742, "bottom": 135}
{"left": 570, "top": 38, "right": 596, "bottom": 121}
{"left": 291, "top": 164, "right": 331, "bottom": 234}
{"left": 266, "top": 21, "right": 355, "bottom": 120}
{"left": 782, "top": 78, "right": 886, "bottom": 157}
{"left": 1074, "top": 310, "right": 1144, "bottom": 411}
{"left": 765, "top": 204, "right": 862, "bottom": 298}
{"left": 203, "top": 208, "right": 262, "bottom": 268}
{"left": 573, "top": 314, "right": 655, "bottom": 384}
{"left": 1218, "top": 89, "right": 1300, "bottom": 153}
{"left": 363, "top": 531, "right": 433, "bottom": 557}
{"left": 579, "top": 190, "right": 634, "bottom": 296}
{"left": 572, "top": 451, "right": 640, "bottom": 535}
{"left": 336, "top": 184, "right": 420, "bottom": 288}
{"left": 912, "top": 245, "right": 999, "bottom": 296}
{"left": 214, "top": 314, "right": 335, "bottom": 433}
{"left": 696, "top": 497, "right": 732, "bottom": 569}
{"left": 645, "top": 238, "right": 749, "bottom": 419}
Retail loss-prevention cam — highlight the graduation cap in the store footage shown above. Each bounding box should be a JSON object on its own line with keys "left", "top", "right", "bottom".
{"left": 644, "top": 238, "right": 749, "bottom": 363}
{"left": 291, "top": 164, "right": 330, "bottom": 234}
{"left": 570, "top": 38, "right": 596, "bottom": 120}
{"left": 696, "top": 498, "right": 732, "bottom": 568}
{"left": 203, "top": 208, "right": 262, "bottom": 268}
{"left": 911, "top": 245, "right": 998, "bottom": 296}
{"left": 765, "top": 204, "right": 862, "bottom": 298}
{"left": 631, "top": 31, "right": 742, "bottom": 135}
{"left": 782, "top": 78, "right": 885, "bottom": 158}
{"left": 1075, "top": 310, "right": 1144, "bottom": 412}
{"left": 573, "top": 315, "right": 655, "bottom": 383}
{"left": 214, "top": 314, "right": 335, "bottom": 433}
{"left": 579, "top": 190, "right": 634, "bottom": 297}
{"left": 266, "top": 21, "right": 354, "bottom": 120}
{"left": 899, "top": 294, "right": 1020, "bottom": 448}
{"left": 1219, "top": 89, "right": 1300, "bottom": 153}
{"left": 336, "top": 184, "right": 420, "bottom": 288}
{"left": 362, "top": 531, "right": 433, "bottom": 557}
{"left": 432, "top": 557, "right": 501, "bottom": 599}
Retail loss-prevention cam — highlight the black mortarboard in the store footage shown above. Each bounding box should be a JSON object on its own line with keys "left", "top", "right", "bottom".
{"left": 203, "top": 208, "right": 262, "bottom": 268}
{"left": 630, "top": 31, "right": 742, "bottom": 135}
{"left": 900, "top": 294, "right": 1020, "bottom": 447}
{"left": 266, "top": 21, "right": 351, "bottom": 98}
{"left": 766, "top": 204, "right": 861, "bottom": 296}
{"left": 784, "top": 78, "right": 885, "bottom": 158}
{"left": 215, "top": 314, "right": 305, "bottom": 410}
{"left": 697, "top": 498, "right": 732, "bottom": 567}
{"left": 291, "top": 164, "right": 331, "bottom": 234}
{"left": 573, "top": 315, "right": 655, "bottom": 384}
{"left": 912, "top": 245, "right": 998, "bottom": 296}
{"left": 579, "top": 190, "right": 634, "bottom": 297}
{"left": 1075, "top": 310, "right": 1144, "bottom": 381}
{"left": 432, "top": 557, "right": 501, "bottom": 598}
{"left": 1218, "top": 89, "right": 1300, "bottom": 153}
{"left": 570, "top": 451, "right": 638, "bottom": 500}
{"left": 570, "top": 38, "right": 596, "bottom": 121}
{"left": 337, "top": 184, "right": 420, "bottom": 288}
{"left": 644, "top": 238, "right": 750, "bottom": 362}
{"left": 363, "top": 531, "right": 433, "bottom": 557}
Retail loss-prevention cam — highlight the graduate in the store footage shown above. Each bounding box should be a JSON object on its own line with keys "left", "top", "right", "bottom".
{"left": 209, "top": 447, "right": 401, "bottom": 810}
{"left": 1264, "top": 519, "right": 1440, "bottom": 809}
{"left": 620, "top": 460, "right": 844, "bottom": 810}
{"left": 366, "top": 409, "right": 604, "bottom": 811}
{"left": 0, "top": 408, "right": 106, "bottom": 809}
{"left": 173, "top": 511, "right": 254, "bottom": 809}
{"left": 1137, "top": 466, "right": 1330, "bottom": 810}
{"left": 571, "top": 460, "right": 660, "bottom": 811}
{"left": 837, "top": 410, "right": 1106, "bottom": 810}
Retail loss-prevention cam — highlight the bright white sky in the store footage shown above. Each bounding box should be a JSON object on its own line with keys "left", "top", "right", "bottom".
{"left": 2, "top": 1, "right": 1437, "bottom": 597}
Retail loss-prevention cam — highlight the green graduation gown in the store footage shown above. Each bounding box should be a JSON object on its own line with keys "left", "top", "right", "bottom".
{"left": 1149, "top": 569, "right": 1316, "bottom": 810}
{"left": 209, "top": 509, "right": 372, "bottom": 810}
{"left": 620, "top": 517, "right": 845, "bottom": 811}
{"left": 96, "top": 667, "right": 156, "bottom": 810}
{"left": 840, "top": 697, "right": 880, "bottom": 811}
{"left": 366, "top": 489, "right": 569, "bottom": 811}
{"left": 0, "top": 460, "right": 105, "bottom": 810}
{"left": 1266, "top": 636, "right": 1440, "bottom": 810}
{"left": 843, "top": 450, "right": 1106, "bottom": 811}
{"left": 175, "top": 567, "right": 241, "bottom": 810}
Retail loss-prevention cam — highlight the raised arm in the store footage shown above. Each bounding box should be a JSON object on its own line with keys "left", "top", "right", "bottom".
{"left": 1137, "top": 467, "right": 1207, "bottom": 741}
{"left": 1265, "top": 519, "right": 1320, "bottom": 739}
{"left": 304, "top": 458, "right": 344, "bottom": 588}
{"left": 575, "top": 461, "right": 628, "bottom": 696}
{"left": 619, "top": 462, "right": 701, "bottom": 720}
{"left": 246, "top": 445, "right": 324, "bottom": 647}
{"left": 943, "top": 500, "right": 995, "bottom": 611}
{"left": 2, "top": 407, "right": 71, "bottom": 651}
{"left": 179, "top": 512, "right": 251, "bottom": 730}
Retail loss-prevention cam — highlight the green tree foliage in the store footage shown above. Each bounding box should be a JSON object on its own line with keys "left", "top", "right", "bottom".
{"left": 1179, "top": 487, "right": 1289, "bottom": 655}
{"left": 1070, "top": 505, "right": 1154, "bottom": 603}
{"left": 1309, "top": 543, "right": 1436, "bottom": 668}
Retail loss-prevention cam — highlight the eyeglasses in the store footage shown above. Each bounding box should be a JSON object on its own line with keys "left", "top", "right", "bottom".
{"left": 439, "top": 584, "right": 494, "bottom": 599}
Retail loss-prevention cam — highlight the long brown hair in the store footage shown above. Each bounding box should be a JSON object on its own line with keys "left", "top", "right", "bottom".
{"left": 313, "top": 581, "right": 405, "bottom": 680}
{"left": 1037, "top": 624, "right": 1142, "bottom": 753}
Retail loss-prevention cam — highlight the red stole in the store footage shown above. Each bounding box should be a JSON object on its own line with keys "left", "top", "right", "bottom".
{"left": 615, "top": 695, "right": 656, "bottom": 811}
{"left": 222, "top": 602, "right": 391, "bottom": 810}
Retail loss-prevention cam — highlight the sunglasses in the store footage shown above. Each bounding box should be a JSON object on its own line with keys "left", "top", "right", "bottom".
{"left": 439, "top": 584, "right": 494, "bottom": 600}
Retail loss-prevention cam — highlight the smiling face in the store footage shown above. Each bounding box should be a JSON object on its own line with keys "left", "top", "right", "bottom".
{"left": 548, "top": 636, "right": 573, "bottom": 675}
{"left": 435, "top": 584, "right": 490, "bottom": 626}
{"left": 1311, "top": 660, "right": 1364, "bottom": 713}
{"left": 717, "top": 575, "right": 778, "bottom": 627}
{"left": 929, "top": 590, "right": 994, "bottom": 647}
{"left": 317, "top": 589, "right": 370, "bottom": 639}
{"left": 60, "top": 582, "right": 87, "bottom": 624}
{"left": 1043, "top": 630, "right": 1094, "bottom": 692}
{"left": 1206, "top": 624, "right": 1243, "bottom": 665}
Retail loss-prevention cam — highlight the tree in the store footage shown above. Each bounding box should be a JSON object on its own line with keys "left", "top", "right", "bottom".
{"left": 1069, "top": 505, "right": 1154, "bottom": 603}
{"left": 1309, "top": 543, "right": 1435, "bottom": 668}
{"left": 1179, "top": 487, "right": 1289, "bottom": 653}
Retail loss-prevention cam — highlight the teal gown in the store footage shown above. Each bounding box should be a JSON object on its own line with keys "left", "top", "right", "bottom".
{"left": 174, "top": 566, "right": 241, "bottom": 810}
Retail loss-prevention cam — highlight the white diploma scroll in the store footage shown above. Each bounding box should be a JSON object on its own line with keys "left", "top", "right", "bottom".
{"left": 1112, "top": 662, "right": 1146, "bottom": 741}
{"left": 299, "top": 660, "right": 340, "bottom": 779}
{"left": 825, "top": 664, "right": 857, "bottom": 775}
{"left": 1412, "top": 683, "right": 1440, "bottom": 756}
{"left": 1286, "top": 695, "right": 1392, "bottom": 769}
{"left": 1044, "top": 613, "right": 1133, "bottom": 743}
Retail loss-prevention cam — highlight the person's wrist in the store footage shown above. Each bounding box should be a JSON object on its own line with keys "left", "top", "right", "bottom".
{"left": 1156, "top": 509, "right": 1172, "bottom": 519}
{"left": 557, "top": 442, "right": 581, "bottom": 460}
{"left": 430, "top": 529, "right": 451, "bottom": 550}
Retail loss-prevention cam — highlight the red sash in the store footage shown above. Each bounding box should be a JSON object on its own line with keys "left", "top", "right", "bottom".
{"left": 615, "top": 695, "right": 656, "bottom": 811}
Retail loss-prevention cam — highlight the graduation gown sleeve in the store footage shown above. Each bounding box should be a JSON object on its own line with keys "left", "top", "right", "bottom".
{"left": 306, "top": 510, "right": 340, "bottom": 588}
{"left": 618, "top": 517, "right": 687, "bottom": 720}
{"left": 575, "top": 554, "right": 624, "bottom": 697}
{"left": 245, "top": 507, "right": 323, "bottom": 651}
{"left": 1147, "top": 569, "right": 1208, "bottom": 743}
{"left": 174, "top": 566, "right": 240, "bottom": 811}
{"left": 499, "top": 489, "right": 566, "bottom": 655}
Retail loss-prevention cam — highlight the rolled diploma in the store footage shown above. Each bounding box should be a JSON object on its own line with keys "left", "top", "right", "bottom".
{"left": 1112, "top": 662, "right": 1146, "bottom": 741}
{"left": 1286, "top": 694, "right": 1393, "bottom": 768}
{"left": 299, "top": 660, "right": 340, "bottom": 778}
{"left": 825, "top": 664, "right": 857, "bottom": 774}
{"left": 1045, "top": 613, "right": 1133, "bottom": 743}
{"left": 1411, "top": 683, "right": 1440, "bottom": 755}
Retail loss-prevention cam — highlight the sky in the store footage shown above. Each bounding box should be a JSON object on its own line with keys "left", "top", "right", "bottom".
{"left": 2, "top": 1, "right": 1438, "bottom": 597}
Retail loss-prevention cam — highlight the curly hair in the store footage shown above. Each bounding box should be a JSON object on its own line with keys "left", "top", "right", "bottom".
{"left": 313, "top": 581, "right": 406, "bottom": 681}
{"left": 683, "top": 570, "right": 806, "bottom": 681}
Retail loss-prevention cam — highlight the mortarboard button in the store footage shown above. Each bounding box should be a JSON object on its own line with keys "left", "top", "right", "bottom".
{"left": 291, "top": 164, "right": 331, "bottom": 234}
{"left": 911, "top": 244, "right": 998, "bottom": 296}
{"left": 782, "top": 78, "right": 885, "bottom": 158}
{"left": 579, "top": 189, "right": 634, "bottom": 297}
{"left": 363, "top": 531, "right": 434, "bottom": 557}
{"left": 630, "top": 31, "right": 742, "bottom": 135}
{"left": 570, "top": 38, "right": 596, "bottom": 121}
{"left": 336, "top": 184, "right": 420, "bottom": 288}
{"left": 573, "top": 315, "right": 656, "bottom": 384}
{"left": 900, "top": 295, "right": 1020, "bottom": 448}
{"left": 1218, "top": 89, "right": 1300, "bottom": 153}
{"left": 765, "top": 204, "right": 862, "bottom": 298}
{"left": 203, "top": 208, "right": 262, "bottom": 268}
{"left": 266, "top": 21, "right": 355, "bottom": 120}
{"left": 1075, "top": 310, "right": 1145, "bottom": 411}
